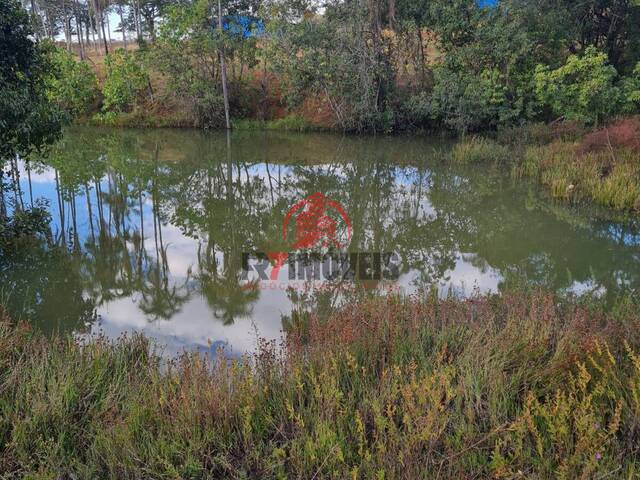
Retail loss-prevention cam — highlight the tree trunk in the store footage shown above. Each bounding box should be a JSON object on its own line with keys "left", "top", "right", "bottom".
{"left": 77, "top": 15, "right": 85, "bottom": 60}
{"left": 85, "top": 184, "right": 96, "bottom": 245}
{"left": 26, "top": 162, "right": 33, "bottom": 207}
{"left": 55, "top": 170, "right": 66, "bottom": 246}
{"left": 105, "top": 9, "right": 112, "bottom": 46}
{"left": 0, "top": 167, "right": 6, "bottom": 221}
{"left": 70, "top": 194, "right": 79, "bottom": 251}
{"left": 91, "top": 0, "right": 102, "bottom": 53}
{"left": 99, "top": 10, "right": 109, "bottom": 54}
{"left": 119, "top": 7, "right": 127, "bottom": 49}
{"left": 62, "top": 0, "right": 71, "bottom": 51}
{"left": 42, "top": 4, "right": 52, "bottom": 39}
{"left": 30, "top": 0, "right": 40, "bottom": 40}
{"left": 11, "top": 157, "right": 24, "bottom": 211}
{"left": 418, "top": 28, "right": 426, "bottom": 84}
{"left": 217, "top": 0, "right": 231, "bottom": 130}
{"left": 91, "top": 21, "right": 98, "bottom": 54}
{"left": 134, "top": 0, "right": 142, "bottom": 42}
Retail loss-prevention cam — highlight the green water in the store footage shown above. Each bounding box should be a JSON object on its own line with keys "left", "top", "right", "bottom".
{"left": 2, "top": 127, "right": 639, "bottom": 356}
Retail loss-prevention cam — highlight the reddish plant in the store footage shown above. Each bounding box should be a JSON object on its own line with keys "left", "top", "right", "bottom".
{"left": 578, "top": 116, "right": 640, "bottom": 156}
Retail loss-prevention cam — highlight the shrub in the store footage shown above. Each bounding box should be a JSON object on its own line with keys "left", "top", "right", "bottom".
{"left": 492, "top": 341, "right": 638, "bottom": 478}
{"left": 622, "top": 62, "right": 640, "bottom": 113}
{"left": 0, "top": 201, "right": 52, "bottom": 248}
{"left": 102, "top": 49, "right": 150, "bottom": 113}
{"left": 42, "top": 45, "right": 98, "bottom": 118}
{"left": 534, "top": 47, "right": 623, "bottom": 125}
{"left": 429, "top": 67, "right": 522, "bottom": 133}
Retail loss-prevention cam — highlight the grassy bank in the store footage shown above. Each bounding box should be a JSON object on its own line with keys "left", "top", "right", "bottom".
{"left": 447, "top": 118, "right": 640, "bottom": 214}
{"left": 1, "top": 290, "right": 640, "bottom": 478}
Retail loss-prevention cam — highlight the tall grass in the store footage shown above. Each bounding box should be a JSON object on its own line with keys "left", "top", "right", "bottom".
{"left": 516, "top": 142, "right": 640, "bottom": 211}
{"left": 1, "top": 291, "right": 640, "bottom": 478}
{"left": 233, "top": 116, "right": 316, "bottom": 132}
{"left": 450, "top": 136, "right": 512, "bottom": 164}
{"left": 0, "top": 292, "right": 640, "bottom": 479}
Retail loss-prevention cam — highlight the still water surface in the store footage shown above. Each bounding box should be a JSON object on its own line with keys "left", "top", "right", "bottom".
{"left": 3, "top": 127, "right": 639, "bottom": 356}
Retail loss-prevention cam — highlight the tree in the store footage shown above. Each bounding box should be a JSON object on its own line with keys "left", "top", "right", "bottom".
{"left": 267, "top": 0, "right": 396, "bottom": 132}
{"left": 622, "top": 62, "right": 640, "bottom": 112}
{"left": 0, "top": 0, "right": 62, "bottom": 236}
{"left": 1, "top": 0, "right": 62, "bottom": 159}
{"left": 534, "top": 46, "right": 623, "bottom": 125}
{"left": 102, "top": 48, "right": 150, "bottom": 112}
{"left": 43, "top": 43, "right": 99, "bottom": 118}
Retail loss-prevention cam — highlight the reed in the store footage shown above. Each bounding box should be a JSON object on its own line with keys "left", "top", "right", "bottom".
{"left": 451, "top": 136, "right": 512, "bottom": 164}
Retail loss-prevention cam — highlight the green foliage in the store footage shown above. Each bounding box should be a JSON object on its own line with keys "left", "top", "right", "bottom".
{"left": 102, "top": 49, "right": 150, "bottom": 113}
{"left": 622, "top": 63, "right": 640, "bottom": 113}
{"left": 429, "top": 67, "right": 522, "bottom": 133}
{"left": 233, "top": 115, "right": 314, "bottom": 132}
{"left": 149, "top": 0, "right": 262, "bottom": 128}
{"left": 0, "top": 202, "right": 51, "bottom": 247}
{"left": 42, "top": 44, "right": 98, "bottom": 119}
{"left": 421, "top": 1, "right": 540, "bottom": 133}
{"left": 450, "top": 136, "right": 511, "bottom": 163}
{"left": 534, "top": 47, "right": 623, "bottom": 125}
{"left": 0, "top": 0, "right": 62, "bottom": 162}
{"left": 267, "top": 0, "right": 397, "bottom": 133}
{"left": 492, "top": 341, "right": 637, "bottom": 478}
{"left": 518, "top": 141, "right": 640, "bottom": 212}
{"left": 151, "top": 1, "right": 222, "bottom": 127}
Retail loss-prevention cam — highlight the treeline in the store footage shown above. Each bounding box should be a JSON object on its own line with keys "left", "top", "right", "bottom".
{"left": 22, "top": 0, "right": 161, "bottom": 56}
{"left": 24, "top": 0, "right": 640, "bottom": 133}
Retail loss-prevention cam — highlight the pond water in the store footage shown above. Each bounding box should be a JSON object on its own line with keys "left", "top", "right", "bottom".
{"left": 2, "top": 127, "right": 639, "bottom": 356}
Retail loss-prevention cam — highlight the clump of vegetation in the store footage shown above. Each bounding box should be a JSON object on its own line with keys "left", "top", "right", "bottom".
{"left": 0, "top": 0, "right": 62, "bottom": 162}
{"left": 450, "top": 136, "right": 512, "bottom": 163}
{"left": 517, "top": 140, "right": 640, "bottom": 212}
{"left": 233, "top": 115, "right": 315, "bottom": 132}
{"left": 622, "top": 63, "right": 640, "bottom": 112}
{"left": 534, "top": 47, "right": 624, "bottom": 126}
{"left": 0, "top": 202, "right": 52, "bottom": 248}
{"left": 496, "top": 122, "right": 586, "bottom": 146}
{"left": 42, "top": 43, "right": 98, "bottom": 119}
{"left": 102, "top": 49, "right": 151, "bottom": 113}
{"left": 1, "top": 290, "right": 640, "bottom": 478}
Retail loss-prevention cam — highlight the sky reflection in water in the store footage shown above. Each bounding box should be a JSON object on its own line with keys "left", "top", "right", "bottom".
{"left": 4, "top": 127, "right": 639, "bottom": 356}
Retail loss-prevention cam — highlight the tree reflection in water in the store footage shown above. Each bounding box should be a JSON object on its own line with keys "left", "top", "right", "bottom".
{"left": 3, "top": 127, "right": 639, "bottom": 344}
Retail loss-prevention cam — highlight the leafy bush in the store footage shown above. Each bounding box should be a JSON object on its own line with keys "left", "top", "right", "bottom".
{"left": 622, "top": 63, "right": 640, "bottom": 113}
{"left": 429, "top": 67, "right": 523, "bottom": 133}
{"left": 42, "top": 44, "right": 98, "bottom": 118}
{"left": 534, "top": 47, "right": 623, "bottom": 125}
{"left": 102, "top": 49, "right": 150, "bottom": 113}
{"left": 266, "top": 1, "right": 397, "bottom": 133}
{"left": 0, "top": 0, "right": 62, "bottom": 161}
{"left": 0, "top": 201, "right": 51, "bottom": 248}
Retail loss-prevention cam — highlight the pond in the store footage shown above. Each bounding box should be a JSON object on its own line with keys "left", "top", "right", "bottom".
{"left": 2, "top": 127, "right": 639, "bottom": 356}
